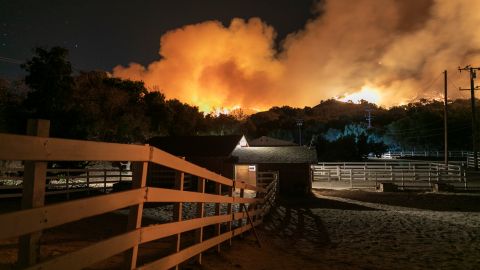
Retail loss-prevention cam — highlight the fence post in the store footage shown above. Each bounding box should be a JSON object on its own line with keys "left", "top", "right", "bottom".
{"left": 66, "top": 169, "right": 70, "bottom": 200}
{"left": 239, "top": 185, "right": 245, "bottom": 232}
{"left": 124, "top": 153, "right": 149, "bottom": 269}
{"left": 227, "top": 183, "right": 233, "bottom": 246}
{"left": 103, "top": 169, "right": 107, "bottom": 193}
{"left": 215, "top": 182, "right": 221, "bottom": 253}
{"left": 349, "top": 169, "right": 353, "bottom": 188}
{"left": 18, "top": 119, "right": 50, "bottom": 268}
{"left": 86, "top": 170, "right": 90, "bottom": 195}
{"left": 173, "top": 158, "right": 185, "bottom": 270}
{"left": 195, "top": 177, "right": 206, "bottom": 264}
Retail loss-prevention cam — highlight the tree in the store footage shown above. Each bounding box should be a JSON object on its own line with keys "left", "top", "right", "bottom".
{"left": 22, "top": 47, "right": 74, "bottom": 119}
{"left": 71, "top": 71, "right": 149, "bottom": 142}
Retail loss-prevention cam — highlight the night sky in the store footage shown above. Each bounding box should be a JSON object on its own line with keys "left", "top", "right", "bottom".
{"left": 0, "top": 0, "right": 316, "bottom": 78}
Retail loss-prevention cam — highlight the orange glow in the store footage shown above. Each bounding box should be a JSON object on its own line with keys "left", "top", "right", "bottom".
{"left": 113, "top": 0, "right": 480, "bottom": 113}
{"left": 337, "top": 86, "right": 381, "bottom": 104}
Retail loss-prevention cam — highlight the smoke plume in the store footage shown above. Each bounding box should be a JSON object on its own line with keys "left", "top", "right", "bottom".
{"left": 113, "top": 0, "right": 480, "bottom": 112}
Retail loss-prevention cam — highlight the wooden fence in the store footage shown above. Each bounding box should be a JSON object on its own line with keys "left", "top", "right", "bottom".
{"left": 0, "top": 168, "right": 132, "bottom": 199}
{"left": 312, "top": 161, "right": 465, "bottom": 190}
{"left": 0, "top": 121, "right": 278, "bottom": 269}
{"left": 383, "top": 150, "right": 470, "bottom": 159}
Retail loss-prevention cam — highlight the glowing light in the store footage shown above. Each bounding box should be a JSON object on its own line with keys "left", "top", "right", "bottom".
{"left": 210, "top": 105, "right": 241, "bottom": 116}
{"left": 337, "top": 86, "right": 381, "bottom": 104}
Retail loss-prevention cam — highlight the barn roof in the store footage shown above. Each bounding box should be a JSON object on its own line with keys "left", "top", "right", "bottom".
{"left": 147, "top": 135, "right": 245, "bottom": 157}
{"left": 232, "top": 146, "right": 317, "bottom": 164}
{"left": 248, "top": 136, "right": 297, "bottom": 147}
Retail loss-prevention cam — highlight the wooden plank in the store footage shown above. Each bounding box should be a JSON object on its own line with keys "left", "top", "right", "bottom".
{"left": 18, "top": 119, "right": 49, "bottom": 267}
{"left": 173, "top": 168, "right": 184, "bottom": 270}
{"left": 146, "top": 187, "right": 233, "bottom": 203}
{"left": 0, "top": 188, "right": 146, "bottom": 240}
{"left": 150, "top": 148, "right": 233, "bottom": 186}
{"left": 0, "top": 133, "right": 150, "bottom": 161}
{"left": 125, "top": 161, "right": 148, "bottom": 269}
{"left": 140, "top": 214, "right": 231, "bottom": 244}
{"left": 215, "top": 183, "right": 221, "bottom": 253}
{"left": 137, "top": 232, "right": 232, "bottom": 270}
{"left": 26, "top": 230, "right": 140, "bottom": 270}
{"left": 196, "top": 178, "right": 205, "bottom": 264}
{"left": 227, "top": 185, "right": 233, "bottom": 246}
{"left": 233, "top": 209, "right": 262, "bottom": 220}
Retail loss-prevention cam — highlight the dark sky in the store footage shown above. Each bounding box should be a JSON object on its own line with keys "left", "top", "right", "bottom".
{"left": 0, "top": 0, "right": 317, "bottom": 78}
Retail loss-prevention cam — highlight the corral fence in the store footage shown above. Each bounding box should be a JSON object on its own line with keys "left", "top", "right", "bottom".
{"left": 466, "top": 152, "right": 480, "bottom": 168}
{"left": 384, "top": 151, "right": 480, "bottom": 169}
{"left": 0, "top": 167, "right": 132, "bottom": 199}
{"left": 383, "top": 151, "right": 470, "bottom": 159}
{"left": 312, "top": 161, "right": 467, "bottom": 190}
{"left": 0, "top": 120, "right": 278, "bottom": 269}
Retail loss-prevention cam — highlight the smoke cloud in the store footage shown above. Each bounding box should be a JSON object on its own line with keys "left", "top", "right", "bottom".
{"left": 113, "top": 0, "right": 480, "bottom": 112}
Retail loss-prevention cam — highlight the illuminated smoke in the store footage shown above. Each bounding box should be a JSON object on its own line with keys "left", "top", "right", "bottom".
{"left": 113, "top": 0, "right": 480, "bottom": 112}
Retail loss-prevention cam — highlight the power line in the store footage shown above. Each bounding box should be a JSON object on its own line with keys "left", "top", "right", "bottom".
{"left": 386, "top": 124, "right": 470, "bottom": 135}
{"left": 396, "top": 125, "right": 470, "bottom": 139}
{"left": 0, "top": 55, "right": 81, "bottom": 73}
{"left": 0, "top": 56, "right": 23, "bottom": 65}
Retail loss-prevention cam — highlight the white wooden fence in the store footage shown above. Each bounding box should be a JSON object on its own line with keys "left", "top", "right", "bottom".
{"left": 312, "top": 161, "right": 466, "bottom": 190}
{"left": 383, "top": 151, "right": 470, "bottom": 159}
{"left": 0, "top": 168, "right": 132, "bottom": 199}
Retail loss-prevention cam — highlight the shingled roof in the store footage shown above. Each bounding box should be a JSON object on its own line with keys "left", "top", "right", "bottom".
{"left": 232, "top": 146, "right": 317, "bottom": 164}
{"left": 147, "top": 135, "right": 245, "bottom": 157}
{"left": 248, "top": 136, "right": 297, "bottom": 147}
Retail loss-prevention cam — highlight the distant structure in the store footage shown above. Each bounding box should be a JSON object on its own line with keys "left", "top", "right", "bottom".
{"left": 147, "top": 135, "right": 317, "bottom": 195}
{"left": 248, "top": 136, "right": 297, "bottom": 147}
{"left": 232, "top": 146, "right": 317, "bottom": 194}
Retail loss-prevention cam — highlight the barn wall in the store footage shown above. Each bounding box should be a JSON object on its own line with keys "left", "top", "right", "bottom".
{"left": 257, "top": 163, "right": 311, "bottom": 196}
{"left": 147, "top": 156, "right": 235, "bottom": 191}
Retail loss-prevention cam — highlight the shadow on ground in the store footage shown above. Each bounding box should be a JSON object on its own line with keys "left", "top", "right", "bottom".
{"left": 260, "top": 193, "right": 379, "bottom": 254}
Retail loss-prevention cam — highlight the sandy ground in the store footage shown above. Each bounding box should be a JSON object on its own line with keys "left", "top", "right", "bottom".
{"left": 1, "top": 190, "right": 480, "bottom": 269}
{"left": 195, "top": 190, "right": 480, "bottom": 270}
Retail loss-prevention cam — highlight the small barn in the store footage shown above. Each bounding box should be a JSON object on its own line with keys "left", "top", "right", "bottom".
{"left": 146, "top": 135, "right": 317, "bottom": 195}
{"left": 146, "top": 135, "right": 247, "bottom": 189}
{"left": 232, "top": 146, "right": 317, "bottom": 195}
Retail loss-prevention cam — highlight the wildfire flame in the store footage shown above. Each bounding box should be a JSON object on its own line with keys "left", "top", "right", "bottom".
{"left": 337, "top": 86, "right": 381, "bottom": 105}
{"left": 113, "top": 0, "right": 480, "bottom": 113}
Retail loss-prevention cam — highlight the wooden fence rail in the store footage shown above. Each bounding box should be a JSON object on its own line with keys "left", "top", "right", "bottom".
{"left": 312, "top": 161, "right": 465, "bottom": 190}
{"left": 0, "top": 168, "right": 133, "bottom": 199}
{"left": 0, "top": 127, "right": 277, "bottom": 269}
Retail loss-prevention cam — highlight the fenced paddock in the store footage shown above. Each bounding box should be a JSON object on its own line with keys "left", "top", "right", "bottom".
{"left": 383, "top": 150, "right": 470, "bottom": 159}
{"left": 0, "top": 120, "right": 278, "bottom": 269}
{"left": 312, "top": 161, "right": 468, "bottom": 191}
{"left": 0, "top": 167, "right": 132, "bottom": 199}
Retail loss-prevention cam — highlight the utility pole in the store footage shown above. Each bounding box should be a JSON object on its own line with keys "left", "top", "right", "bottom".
{"left": 459, "top": 65, "right": 480, "bottom": 170}
{"left": 365, "top": 109, "right": 373, "bottom": 129}
{"left": 296, "top": 119, "right": 303, "bottom": 146}
{"left": 444, "top": 70, "right": 448, "bottom": 166}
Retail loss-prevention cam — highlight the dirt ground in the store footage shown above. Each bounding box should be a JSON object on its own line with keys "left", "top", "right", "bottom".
{"left": 1, "top": 190, "right": 480, "bottom": 269}
{"left": 194, "top": 190, "right": 480, "bottom": 270}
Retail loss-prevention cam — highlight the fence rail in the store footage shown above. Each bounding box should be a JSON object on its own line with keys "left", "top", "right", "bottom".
{"left": 383, "top": 151, "right": 470, "bottom": 159}
{"left": 312, "top": 161, "right": 466, "bottom": 190}
{"left": 0, "top": 168, "right": 132, "bottom": 198}
{"left": 0, "top": 126, "right": 278, "bottom": 270}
